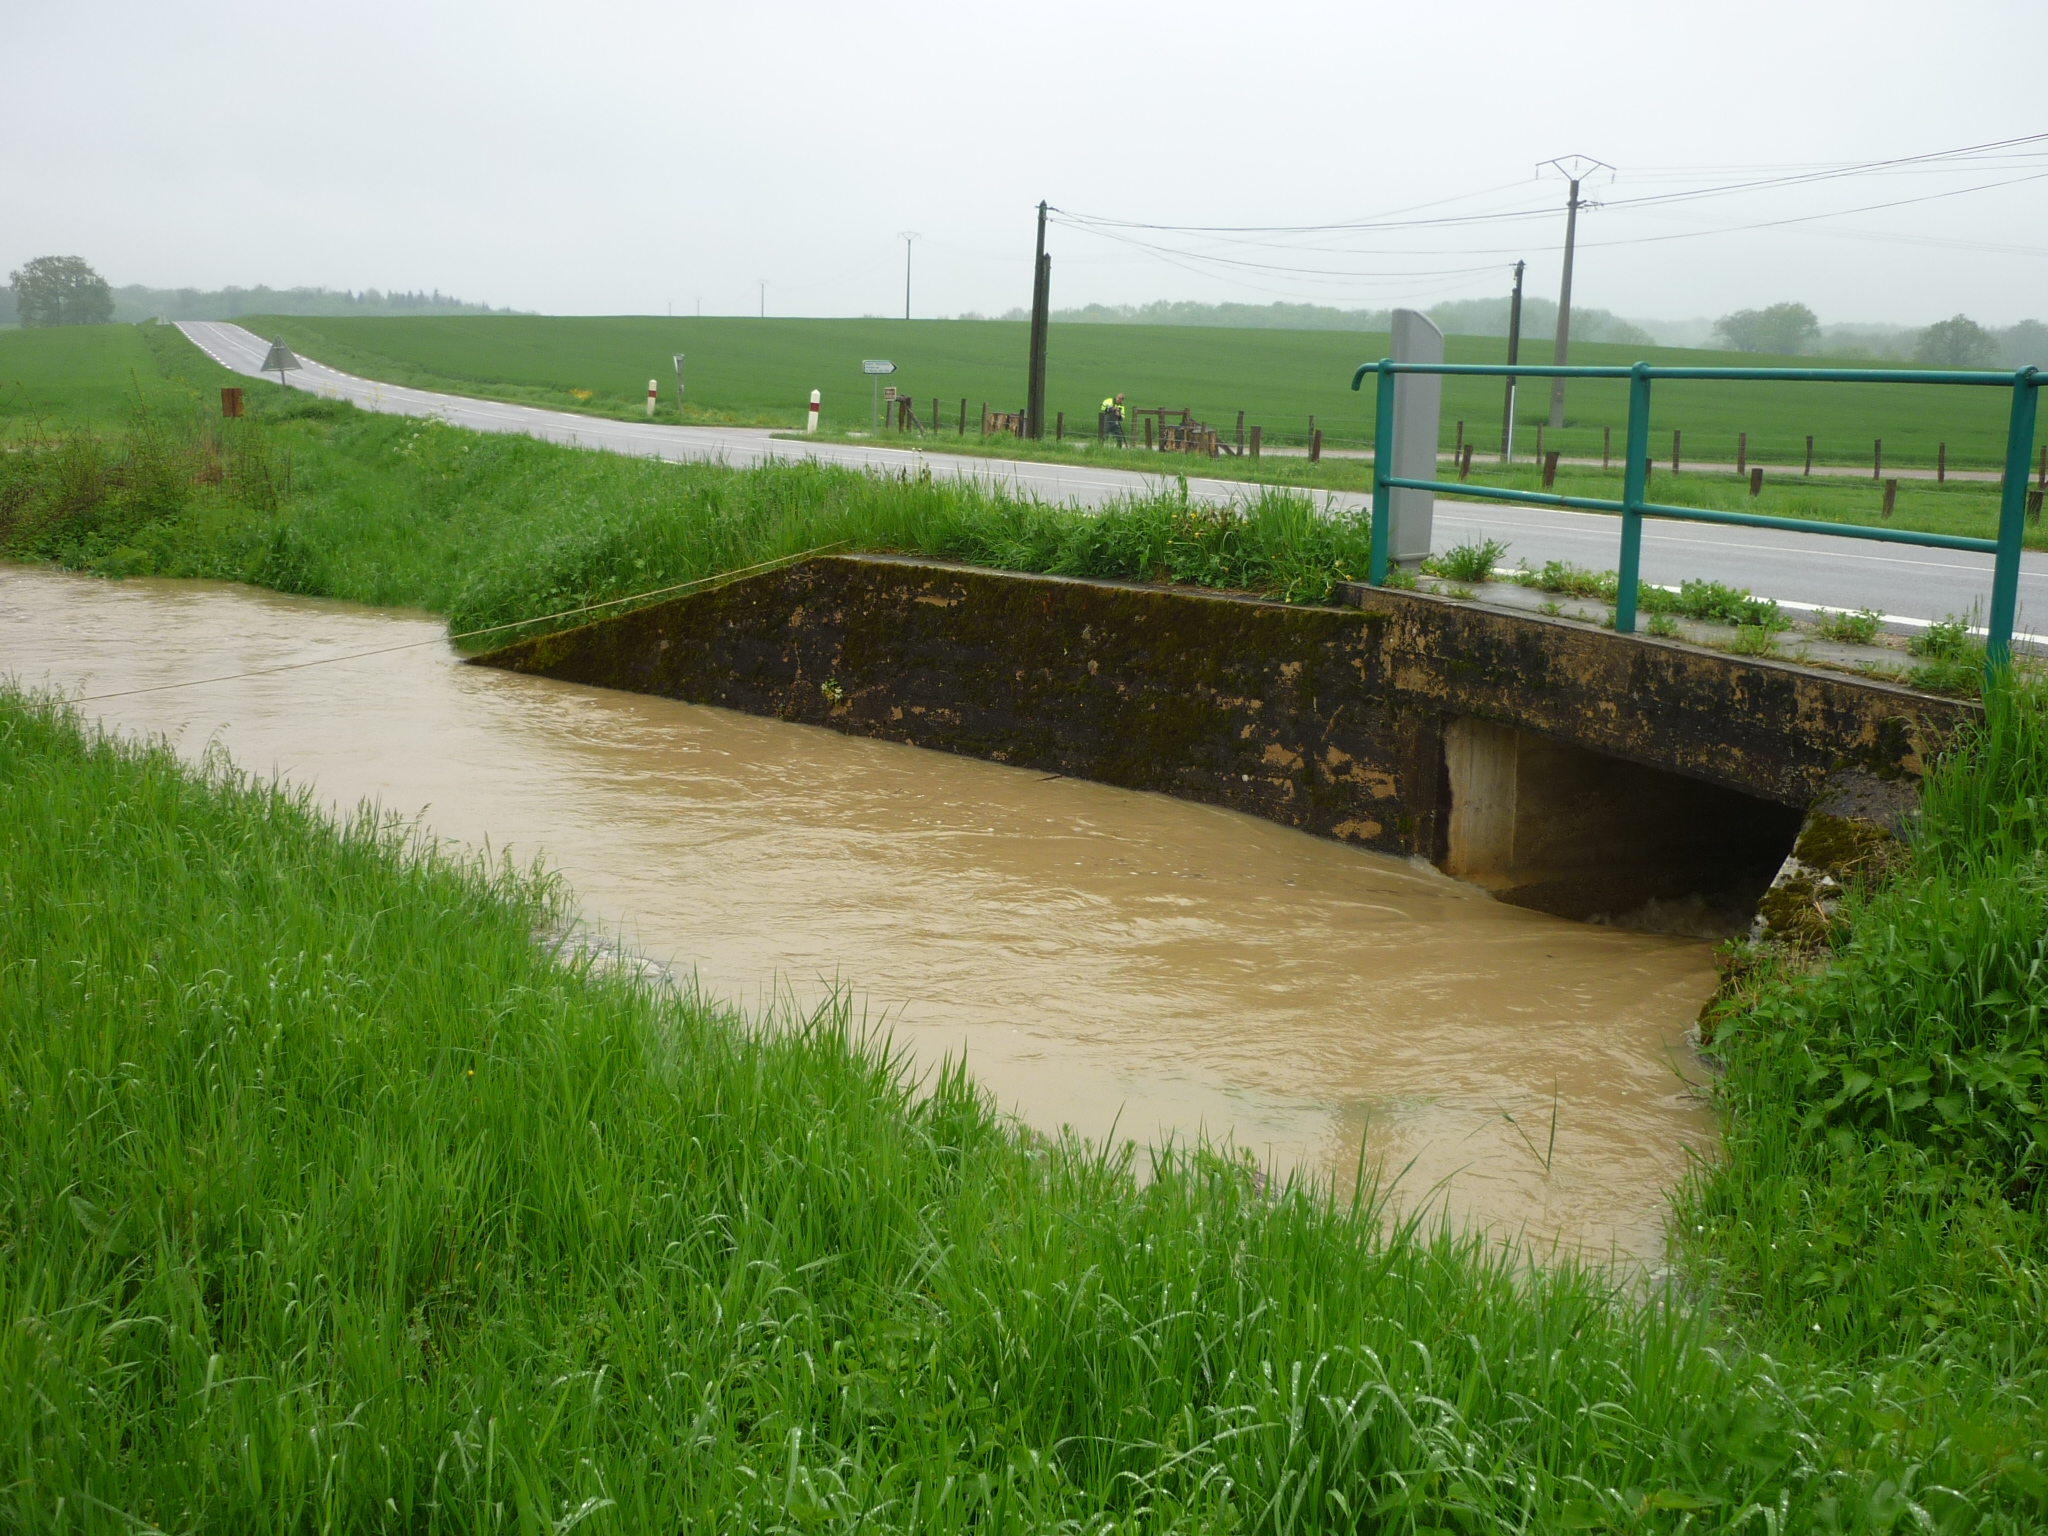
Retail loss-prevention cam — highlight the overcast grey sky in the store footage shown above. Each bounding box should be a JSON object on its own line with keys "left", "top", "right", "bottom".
{"left": 7, "top": 1, "right": 2044, "bottom": 325}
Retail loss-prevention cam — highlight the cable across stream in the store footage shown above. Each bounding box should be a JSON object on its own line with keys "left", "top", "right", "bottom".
{"left": 68, "top": 542, "right": 850, "bottom": 705}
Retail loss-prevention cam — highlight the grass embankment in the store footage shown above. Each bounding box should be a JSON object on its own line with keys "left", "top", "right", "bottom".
{"left": 242, "top": 312, "right": 2027, "bottom": 468}
{"left": 0, "top": 325, "right": 1374, "bottom": 633}
{"left": 3, "top": 684, "right": 2045, "bottom": 1530}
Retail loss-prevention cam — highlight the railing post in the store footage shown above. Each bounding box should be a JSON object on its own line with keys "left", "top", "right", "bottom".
{"left": 1369, "top": 359, "right": 1395, "bottom": 585}
{"left": 1987, "top": 368, "right": 2040, "bottom": 672}
{"left": 1616, "top": 363, "right": 1652, "bottom": 634}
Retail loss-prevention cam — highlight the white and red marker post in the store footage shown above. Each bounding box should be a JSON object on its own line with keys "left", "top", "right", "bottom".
{"left": 807, "top": 389, "right": 821, "bottom": 433}
{"left": 646, "top": 379, "right": 658, "bottom": 417}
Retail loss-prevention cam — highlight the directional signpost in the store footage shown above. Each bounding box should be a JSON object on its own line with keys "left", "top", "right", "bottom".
{"left": 260, "top": 337, "right": 300, "bottom": 390}
{"left": 862, "top": 359, "right": 895, "bottom": 434}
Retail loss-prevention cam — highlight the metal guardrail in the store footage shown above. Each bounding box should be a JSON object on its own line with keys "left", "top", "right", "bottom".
{"left": 1350, "top": 360, "right": 2042, "bottom": 666}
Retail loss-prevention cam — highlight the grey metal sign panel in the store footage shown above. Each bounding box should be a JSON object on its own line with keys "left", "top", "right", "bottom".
{"left": 1386, "top": 310, "right": 1444, "bottom": 565}
{"left": 861, "top": 359, "right": 896, "bottom": 375}
{"left": 260, "top": 339, "right": 300, "bottom": 373}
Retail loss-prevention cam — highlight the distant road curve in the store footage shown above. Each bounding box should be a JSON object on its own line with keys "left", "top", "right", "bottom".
{"left": 182, "top": 320, "right": 2046, "bottom": 637}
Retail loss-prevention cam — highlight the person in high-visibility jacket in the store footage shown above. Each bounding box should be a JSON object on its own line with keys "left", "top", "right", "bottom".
{"left": 1100, "top": 392, "right": 1127, "bottom": 447}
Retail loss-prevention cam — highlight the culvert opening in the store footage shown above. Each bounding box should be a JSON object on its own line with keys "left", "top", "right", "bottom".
{"left": 1438, "top": 717, "right": 1805, "bottom": 936}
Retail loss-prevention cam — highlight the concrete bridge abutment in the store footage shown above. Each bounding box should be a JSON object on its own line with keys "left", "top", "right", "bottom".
{"left": 472, "top": 555, "right": 1971, "bottom": 933}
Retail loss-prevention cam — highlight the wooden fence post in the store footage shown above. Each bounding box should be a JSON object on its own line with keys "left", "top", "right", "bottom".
{"left": 1236, "top": 409, "right": 1245, "bottom": 454}
{"left": 1737, "top": 432, "right": 1747, "bottom": 476}
{"left": 2038, "top": 445, "right": 2046, "bottom": 487}
{"left": 1249, "top": 425, "right": 1261, "bottom": 459}
{"left": 1882, "top": 478, "right": 1897, "bottom": 518}
{"left": 1672, "top": 429, "right": 1681, "bottom": 474}
{"left": 979, "top": 402, "right": 987, "bottom": 437}
{"left": 1055, "top": 411, "right": 1063, "bottom": 440}
{"left": 1873, "top": 438, "right": 1882, "bottom": 480}
{"left": 1144, "top": 417, "right": 1153, "bottom": 451}
{"left": 1603, "top": 425, "right": 1611, "bottom": 469}
{"left": 1459, "top": 444, "right": 1473, "bottom": 480}
{"left": 1309, "top": 429, "right": 1322, "bottom": 464}
{"left": 1542, "top": 450, "right": 1559, "bottom": 488}
{"left": 1938, "top": 442, "right": 1946, "bottom": 483}
{"left": 959, "top": 399, "right": 966, "bottom": 436}
{"left": 2030, "top": 489, "right": 2044, "bottom": 523}
{"left": 1454, "top": 419, "right": 1464, "bottom": 461}
{"left": 1534, "top": 423, "right": 1544, "bottom": 465}
{"left": 1749, "top": 467, "right": 1764, "bottom": 498}
{"left": 1805, "top": 435, "right": 1814, "bottom": 476}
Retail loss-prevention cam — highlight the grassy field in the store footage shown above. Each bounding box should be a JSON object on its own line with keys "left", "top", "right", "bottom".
{"left": 242, "top": 312, "right": 2035, "bottom": 470}
{"left": 0, "top": 322, "right": 232, "bottom": 430}
{"left": 0, "top": 325, "right": 1376, "bottom": 630}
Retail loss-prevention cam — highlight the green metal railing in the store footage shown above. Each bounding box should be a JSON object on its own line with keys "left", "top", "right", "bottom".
{"left": 1349, "top": 359, "right": 2042, "bottom": 665}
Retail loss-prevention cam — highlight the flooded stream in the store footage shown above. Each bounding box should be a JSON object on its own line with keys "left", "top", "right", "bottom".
{"left": 4, "top": 567, "right": 1720, "bottom": 1260}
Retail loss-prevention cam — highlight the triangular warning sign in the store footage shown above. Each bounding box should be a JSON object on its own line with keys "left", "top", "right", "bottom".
{"left": 260, "top": 338, "right": 300, "bottom": 373}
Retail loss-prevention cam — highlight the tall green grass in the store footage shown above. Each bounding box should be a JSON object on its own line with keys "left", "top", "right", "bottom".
{"left": 1675, "top": 681, "right": 2048, "bottom": 1477}
{"left": 0, "top": 687, "right": 1941, "bottom": 1531}
{"left": 1, "top": 346, "right": 1373, "bottom": 639}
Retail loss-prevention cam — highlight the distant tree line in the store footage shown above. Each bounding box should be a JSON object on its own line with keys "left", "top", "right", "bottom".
{"left": 1712, "top": 301, "right": 2044, "bottom": 367}
{"left": 2, "top": 256, "right": 514, "bottom": 326}
{"left": 956, "top": 290, "right": 2045, "bottom": 368}
{"left": 975, "top": 295, "right": 1654, "bottom": 345}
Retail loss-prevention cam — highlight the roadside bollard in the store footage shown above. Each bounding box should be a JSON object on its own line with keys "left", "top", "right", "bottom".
{"left": 646, "top": 379, "right": 658, "bottom": 418}
{"left": 807, "top": 390, "right": 821, "bottom": 433}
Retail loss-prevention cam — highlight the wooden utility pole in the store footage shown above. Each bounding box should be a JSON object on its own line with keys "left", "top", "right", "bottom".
{"left": 1026, "top": 201, "right": 1050, "bottom": 439}
{"left": 1501, "top": 259, "right": 1524, "bottom": 460}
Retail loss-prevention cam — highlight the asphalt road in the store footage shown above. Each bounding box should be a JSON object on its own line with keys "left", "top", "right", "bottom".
{"left": 184, "top": 320, "right": 2047, "bottom": 640}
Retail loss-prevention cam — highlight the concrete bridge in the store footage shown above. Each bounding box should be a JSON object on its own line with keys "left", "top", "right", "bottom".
{"left": 473, "top": 554, "right": 1971, "bottom": 931}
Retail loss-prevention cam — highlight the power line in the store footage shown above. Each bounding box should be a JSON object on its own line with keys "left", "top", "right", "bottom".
{"left": 1046, "top": 131, "right": 2048, "bottom": 243}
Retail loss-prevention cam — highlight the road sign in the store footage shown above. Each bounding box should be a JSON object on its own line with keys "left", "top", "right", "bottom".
{"left": 861, "top": 359, "right": 896, "bottom": 375}
{"left": 883, "top": 386, "right": 897, "bottom": 402}
{"left": 260, "top": 338, "right": 300, "bottom": 379}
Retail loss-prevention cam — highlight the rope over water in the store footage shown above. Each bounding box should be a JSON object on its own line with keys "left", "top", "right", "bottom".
{"left": 68, "top": 542, "right": 852, "bottom": 705}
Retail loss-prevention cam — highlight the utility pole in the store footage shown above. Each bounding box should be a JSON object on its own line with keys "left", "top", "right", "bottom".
{"left": 1025, "top": 200, "right": 1050, "bottom": 439}
{"left": 1501, "top": 260, "right": 1524, "bottom": 462}
{"left": 1539, "top": 155, "right": 1612, "bottom": 430}
{"left": 900, "top": 231, "right": 918, "bottom": 320}
{"left": 757, "top": 280, "right": 766, "bottom": 319}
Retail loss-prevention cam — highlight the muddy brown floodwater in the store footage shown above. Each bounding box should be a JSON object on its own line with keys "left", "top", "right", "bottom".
{"left": 4, "top": 567, "right": 1721, "bottom": 1261}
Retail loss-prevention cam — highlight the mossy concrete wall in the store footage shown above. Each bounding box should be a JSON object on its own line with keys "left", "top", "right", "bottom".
{"left": 472, "top": 555, "right": 1973, "bottom": 881}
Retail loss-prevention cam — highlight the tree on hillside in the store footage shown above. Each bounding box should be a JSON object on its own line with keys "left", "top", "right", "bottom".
{"left": 1915, "top": 314, "right": 1998, "bottom": 367}
{"left": 9, "top": 256, "right": 115, "bottom": 327}
{"left": 1713, "top": 302, "right": 1820, "bottom": 354}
